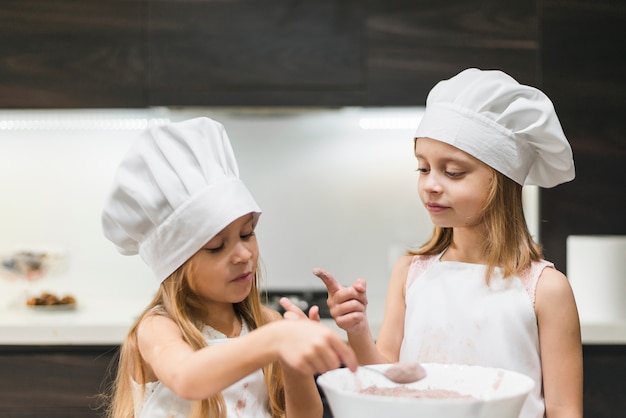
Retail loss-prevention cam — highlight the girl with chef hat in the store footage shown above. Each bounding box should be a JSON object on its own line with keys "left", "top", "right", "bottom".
{"left": 101, "top": 117, "right": 357, "bottom": 418}
{"left": 315, "top": 69, "right": 582, "bottom": 418}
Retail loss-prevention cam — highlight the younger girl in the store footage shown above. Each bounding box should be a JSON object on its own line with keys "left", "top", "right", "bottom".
{"left": 316, "top": 69, "right": 583, "bottom": 418}
{"left": 101, "top": 117, "right": 356, "bottom": 418}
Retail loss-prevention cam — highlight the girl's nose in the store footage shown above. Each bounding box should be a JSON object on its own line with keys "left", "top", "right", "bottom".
{"left": 420, "top": 173, "right": 443, "bottom": 193}
{"left": 232, "top": 241, "right": 253, "bottom": 264}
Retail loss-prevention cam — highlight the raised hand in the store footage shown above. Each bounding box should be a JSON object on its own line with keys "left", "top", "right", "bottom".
{"left": 312, "top": 267, "right": 369, "bottom": 335}
{"left": 279, "top": 296, "right": 321, "bottom": 322}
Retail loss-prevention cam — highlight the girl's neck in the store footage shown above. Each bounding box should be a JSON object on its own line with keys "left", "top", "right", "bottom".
{"left": 203, "top": 303, "right": 242, "bottom": 338}
{"left": 441, "top": 228, "right": 487, "bottom": 264}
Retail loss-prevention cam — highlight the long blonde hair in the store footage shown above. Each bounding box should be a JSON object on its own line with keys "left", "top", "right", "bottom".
{"left": 411, "top": 169, "right": 543, "bottom": 282}
{"left": 101, "top": 260, "right": 286, "bottom": 418}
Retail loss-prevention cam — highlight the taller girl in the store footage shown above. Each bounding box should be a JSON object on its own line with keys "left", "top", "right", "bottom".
{"left": 318, "top": 68, "right": 582, "bottom": 418}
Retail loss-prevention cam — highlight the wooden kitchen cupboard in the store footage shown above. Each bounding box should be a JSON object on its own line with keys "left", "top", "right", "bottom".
{"left": 0, "top": 0, "right": 538, "bottom": 108}
{"left": 537, "top": 0, "right": 626, "bottom": 273}
{"left": 0, "top": 0, "right": 147, "bottom": 108}
{"left": 359, "top": 0, "right": 538, "bottom": 106}
{"left": 1, "top": 344, "right": 626, "bottom": 418}
{"left": 144, "top": 0, "right": 540, "bottom": 107}
{"left": 0, "top": 345, "right": 118, "bottom": 418}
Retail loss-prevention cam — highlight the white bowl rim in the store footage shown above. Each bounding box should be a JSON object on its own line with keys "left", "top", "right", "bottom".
{"left": 317, "top": 362, "right": 535, "bottom": 404}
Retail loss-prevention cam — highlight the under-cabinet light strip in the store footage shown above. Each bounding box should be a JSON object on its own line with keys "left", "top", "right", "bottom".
{"left": 0, "top": 118, "right": 170, "bottom": 131}
{"left": 358, "top": 116, "right": 420, "bottom": 130}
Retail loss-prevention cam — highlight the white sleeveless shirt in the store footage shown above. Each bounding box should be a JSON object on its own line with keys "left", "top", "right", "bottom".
{"left": 399, "top": 253, "right": 552, "bottom": 418}
{"left": 132, "top": 321, "right": 272, "bottom": 418}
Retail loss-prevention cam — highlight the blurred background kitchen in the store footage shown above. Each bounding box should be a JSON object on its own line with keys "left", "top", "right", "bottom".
{"left": 0, "top": 106, "right": 436, "bottom": 319}
{"left": 0, "top": 1, "right": 624, "bottom": 417}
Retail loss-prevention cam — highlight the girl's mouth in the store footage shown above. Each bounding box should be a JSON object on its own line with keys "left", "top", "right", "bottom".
{"left": 426, "top": 203, "right": 449, "bottom": 213}
{"left": 232, "top": 272, "right": 252, "bottom": 283}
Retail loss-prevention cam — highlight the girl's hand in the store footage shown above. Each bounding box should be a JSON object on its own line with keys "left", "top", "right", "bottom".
{"left": 313, "top": 268, "right": 369, "bottom": 335}
{"left": 279, "top": 297, "right": 321, "bottom": 322}
{"left": 275, "top": 320, "right": 358, "bottom": 374}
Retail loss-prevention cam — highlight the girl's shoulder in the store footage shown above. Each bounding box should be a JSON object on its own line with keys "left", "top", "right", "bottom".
{"left": 521, "top": 259, "right": 555, "bottom": 279}
{"left": 409, "top": 253, "right": 439, "bottom": 270}
{"left": 137, "top": 310, "right": 180, "bottom": 338}
{"left": 534, "top": 263, "right": 569, "bottom": 296}
{"left": 519, "top": 259, "right": 557, "bottom": 307}
{"left": 261, "top": 304, "right": 282, "bottom": 323}
{"left": 409, "top": 253, "right": 439, "bottom": 273}
{"left": 534, "top": 263, "right": 578, "bottom": 323}
{"left": 404, "top": 253, "right": 439, "bottom": 290}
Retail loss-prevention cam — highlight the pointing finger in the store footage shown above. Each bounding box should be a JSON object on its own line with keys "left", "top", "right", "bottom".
{"left": 279, "top": 297, "right": 307, "bottom": 320}
{"left": 333, "top": 339, "right": 358, "bottom": 372}
{"left": 312, "top": 267, "right": 343, "bottom": 294}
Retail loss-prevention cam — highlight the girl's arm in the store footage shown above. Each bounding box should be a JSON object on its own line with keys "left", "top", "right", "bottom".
{"left": 535, "top": 267, "right": 583, "bottom": 418}
{"left": 315, "top": 255, "right": 411, "bottom": 365}
{"left": 315, "top": 268, "right": 380, "bottom": 364}
{"left": 281, "top": 365, "right": 323, "bottom": 418}
{"left": 264, "top": 306, "right": 323, "bottom": 418}
{"left": 373, "top": 254, "right": 412, "bottom": 363}
{"left": 136, "top": 312, "right": 357, "bottom": 401}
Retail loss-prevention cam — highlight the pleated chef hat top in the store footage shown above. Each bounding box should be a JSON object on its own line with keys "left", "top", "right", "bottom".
{"left": 414, "top": 68, "right": 575, "bottom": 187}
{"left": 102, "top": 117, "right": 261, "bottom": 282}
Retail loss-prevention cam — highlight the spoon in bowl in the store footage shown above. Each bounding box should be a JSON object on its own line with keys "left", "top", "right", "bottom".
{"left": 360, "top": 362, "right": 426, "bottom": 384}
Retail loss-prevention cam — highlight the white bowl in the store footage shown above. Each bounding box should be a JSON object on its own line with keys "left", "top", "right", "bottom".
{"left": 317, "top": 363, "right": 534, "bottom": 418}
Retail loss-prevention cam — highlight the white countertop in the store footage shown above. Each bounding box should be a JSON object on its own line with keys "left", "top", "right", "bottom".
{"left": 0, "top": 297, "right": 145, "bottom": 345}
{"left": 1, "top": 298, "right": 625, "bottom": 346}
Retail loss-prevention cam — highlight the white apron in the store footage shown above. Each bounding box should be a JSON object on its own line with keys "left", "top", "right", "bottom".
{"left": 132, "top": 321, "right": 272, "bottom": 418}
{"left": 399, "top": 253, "right": 551, "bottom": 418}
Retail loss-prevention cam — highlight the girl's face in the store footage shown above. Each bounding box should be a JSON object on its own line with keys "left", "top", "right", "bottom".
{"left": 414, "top": 137, "right": 494, "bottom": 229}
{"left": 188, "top": 213, "right": 259, "bottom": 307}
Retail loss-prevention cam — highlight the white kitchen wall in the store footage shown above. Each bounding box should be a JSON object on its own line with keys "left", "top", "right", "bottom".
{"left": 567, "top": 235, "right": 626, "bottom": 323}
{"left": 0, "top": 107, "right": 539, "bottom": 326}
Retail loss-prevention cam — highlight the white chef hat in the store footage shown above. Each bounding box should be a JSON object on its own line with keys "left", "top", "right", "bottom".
{"left": 102, "top": 117, "right": 261, "bottom": 282}
{"left": 414, "top": 68, "right": 575, "bottom": 187}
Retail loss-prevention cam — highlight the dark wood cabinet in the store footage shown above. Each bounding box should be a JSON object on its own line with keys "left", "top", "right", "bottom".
{"left": 0, "top": 345, "right": 118, "bottom": 418}
{"left": 582, "top": 345, "right": 626, "bottom": 418}
{"left": 0, "top": 0, "right": 147, "bottom": 108}
{"left": 0, "top": 0, "right": 538, "bottom": 108}
{"left": 364, "top": 0, "right": 539, "bottom": 105}
{"left": 148, "top": 0, "right": 538, "bottom": 107}
{"left": 539, "top": 0, "right": 626, "bottom": 272}
{"left": 148, "top": 0, "right": 366, "bottom": 106}
{"left": 0, "top": 344, "right": 624, "bottom": 417}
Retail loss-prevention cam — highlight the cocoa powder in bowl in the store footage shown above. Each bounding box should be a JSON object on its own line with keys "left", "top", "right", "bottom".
{"left": 360, "top": 385, "right": 473, "bottom": 399}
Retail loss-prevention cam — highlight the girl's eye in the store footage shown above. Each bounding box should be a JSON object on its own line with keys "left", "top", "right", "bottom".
{"left": 445, "top": 171, "right": 464, "bottom": 178}
{"left": 205, "top": 245, "right": 223, "bottom": 253}
{"left": 241, "top": 231, "right": 255, "bottom": 240}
